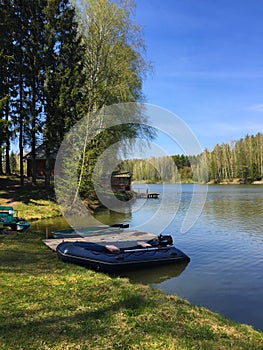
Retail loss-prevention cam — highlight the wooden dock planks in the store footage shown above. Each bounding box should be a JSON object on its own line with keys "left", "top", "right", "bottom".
{"left": 134, "top": 192, "right": 160, "bottom": 198}
{"left": 43, "top": 230, "right": 157, "bottom": 251}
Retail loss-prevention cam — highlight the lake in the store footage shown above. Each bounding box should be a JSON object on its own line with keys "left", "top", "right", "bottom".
{"left": 31, "top": 184, "right": 263, "bottom": 332}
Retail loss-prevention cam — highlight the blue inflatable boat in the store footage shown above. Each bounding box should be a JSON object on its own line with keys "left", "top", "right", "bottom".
{"left": 56, "top": 234, "right": 190, "bottom": 272}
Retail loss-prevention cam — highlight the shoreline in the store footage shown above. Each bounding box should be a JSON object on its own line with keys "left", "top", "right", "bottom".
{"left": 133, "top": 180, "right": 263, "bottom": 185}
{"left": 0, "top": 175, "right": 263, "bottom": 347}
{"left": 1, "top": 176, "right": 263, "bottom": 221}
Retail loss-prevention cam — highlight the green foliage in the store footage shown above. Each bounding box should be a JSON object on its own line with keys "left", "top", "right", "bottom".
{"left": 205, "top": 133, "right": 263, "bottom": 183}
{"left": 69, "top": 0, "right": 153, "bottom": 201}
{"left": 78, "top": 123, "right": 155, "bottom": 199}
{"left": 0, "top": 0, "right": 84, "bottom": 185}
{"left": 43, "top": 0, "right": 84, "bottom": 189}
{"left": 0, "top": 0, "right": 15, "bottom": 174}
{"left": 78, "top": 0, "right": 149, "bottom": 111}
{"left": 43, "top": 0, "right": 85, "bottom": 142}
{"left": 121, "top": 133, "right": 263, "bottom": 184}
{"left": 9, "top": 152, "right": 17, "bottom": 174}
{"left": 120, "top": 155, "right": 194, "bottom": 183}
{"left": 1, "top": 0, "right": 151, "bottom": 198}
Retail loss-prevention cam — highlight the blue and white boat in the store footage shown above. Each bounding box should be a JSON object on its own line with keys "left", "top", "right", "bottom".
{"left": 0, "top": 206, "right": 30, "bottom": 232}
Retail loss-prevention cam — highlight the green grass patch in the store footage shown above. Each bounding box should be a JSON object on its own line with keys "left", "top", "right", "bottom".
{"left": 14, "top": 199, "right": 61, "bottom": 221}
{"left": 0, "top": 176, "right": 61, "bottom": 220}
{"left": 0, "top": 231, "right": 262, "bottom": 349}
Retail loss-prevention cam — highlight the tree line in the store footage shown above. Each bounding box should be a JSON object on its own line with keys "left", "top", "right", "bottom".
{"left": 204, "top": 132, "right": 263, "bottom": 183}
{"left": 120, "top": 133, "right": 263, "bottom": 184}
{"left": 0, "top": 0, "right": 152, "bottom": 194}
{"left": 120, "top": 154, "right": 192, "bottom": 183}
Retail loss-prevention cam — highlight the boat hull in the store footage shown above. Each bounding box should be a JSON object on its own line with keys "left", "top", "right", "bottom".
{"left": 15, "top": 221, "right": 30, "bottom": 232}
{"left": 56, "top": 240, "right": 190, "bottom": 272}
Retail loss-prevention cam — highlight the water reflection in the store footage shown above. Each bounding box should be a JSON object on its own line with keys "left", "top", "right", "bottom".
{"left": 30, "top": 216, "right": 70, "bottom": 237}
{"left": 202, "top": 185, "right": 263, "bottom": 235}
{"left": 30, "top": 210, "right": 132, "bottom": 238}
{"left": 94, "top": 208, "right": 132, "bottom": 226}
{"left": 118, "top": 261, "right": 189, "bottom": 284}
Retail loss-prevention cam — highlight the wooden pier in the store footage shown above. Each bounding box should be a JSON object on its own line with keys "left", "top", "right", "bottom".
{"left": 134, "top": 192, "right": 160, "bottom": 199}
{"left": 147, "top": 192, "right": 160, "bottom": 198}
{"left": 43, "top": 229, "right": 157, "bottom": 252}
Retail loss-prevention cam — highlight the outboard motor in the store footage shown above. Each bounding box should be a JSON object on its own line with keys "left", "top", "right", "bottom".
{"left": 158, "top": 234, "right": 173, "bottom": 246}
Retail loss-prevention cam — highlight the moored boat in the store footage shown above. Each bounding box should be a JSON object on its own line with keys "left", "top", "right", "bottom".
{"left": 0, "top": 206, "right": 30, "bottom": 232}
{"left": 56, "top": 234, "right": 190, "bottom": 272}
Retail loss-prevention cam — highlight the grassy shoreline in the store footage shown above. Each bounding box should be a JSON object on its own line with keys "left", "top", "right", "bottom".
{"left": 1, "top": 176, "right": 263, "bottom": 348}
{"left": 0, "top": 231, "right": 262, "bottom": 349}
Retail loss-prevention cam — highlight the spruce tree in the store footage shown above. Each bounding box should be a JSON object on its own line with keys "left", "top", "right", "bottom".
{"left": 43, "top": 0, "right": 84, "bottom": 189}
{"left": 23, "top": 0, "right": 47, "bottom": 184}
{"left": 0, "top": 0, "right": 15, "bottom": 175}
{"left": 12, "top": 0, "right": 30, "bottom": 186}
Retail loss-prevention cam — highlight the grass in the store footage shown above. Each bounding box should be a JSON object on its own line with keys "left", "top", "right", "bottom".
{"left": 0, "top": 176, "right": 61, "bottom": 220}
{"left": 0, "top": 231, "right": 262, "bottom": 350}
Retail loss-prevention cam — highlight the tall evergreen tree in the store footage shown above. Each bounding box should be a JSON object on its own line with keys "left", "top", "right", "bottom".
{"left": 43, "top": 0, "right": 84, "bottom": 189}
{"left": 11, "top": 0, "right": 31, "bottom": 186}
{"left": 0, "top": 0, "right": 15, "bottom": 175}
{"left": 23, "top": 0, "right": 47, "bottom": 184}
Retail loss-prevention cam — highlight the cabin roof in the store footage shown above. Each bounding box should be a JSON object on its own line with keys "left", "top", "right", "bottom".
{"left": 111, "top": 171, "right": 132, "bottom": 178}
{"left": 24, "top": 144, "right": 57, "bottom": 160}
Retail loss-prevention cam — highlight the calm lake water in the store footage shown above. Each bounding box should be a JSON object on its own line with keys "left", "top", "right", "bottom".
{"left": 31, "top": 184, "right": 263, "bottom": 332}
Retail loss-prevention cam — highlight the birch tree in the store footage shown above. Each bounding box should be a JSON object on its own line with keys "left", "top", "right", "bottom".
{"left": 72, "top": 0, "right": 153, "bottom": 201}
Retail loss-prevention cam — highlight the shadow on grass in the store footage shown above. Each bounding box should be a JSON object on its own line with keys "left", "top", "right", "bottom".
{"left": 0, "top": 176, "right": 55, "bottom": 205}
{"left": 0, "top": 288, "right": 217, "bottom": 350}
{"left": 0, "top": 232, "right": 262, "bottom": 350}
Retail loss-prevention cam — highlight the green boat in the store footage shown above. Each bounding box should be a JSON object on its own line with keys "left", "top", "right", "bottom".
{"left": 0, "top": 206, "right": 30, "bottom": 232}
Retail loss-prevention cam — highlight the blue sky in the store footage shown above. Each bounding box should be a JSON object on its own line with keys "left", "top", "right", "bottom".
{"left": 135, "top": 0, "right": 263, "bottom": 152}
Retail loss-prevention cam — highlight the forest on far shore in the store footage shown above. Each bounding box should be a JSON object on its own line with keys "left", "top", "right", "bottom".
{"left": 2, "top": 132, "right": 263, "bottom": 186}
{"left": 120, "top": 132, "right": 263, "bottom": 184}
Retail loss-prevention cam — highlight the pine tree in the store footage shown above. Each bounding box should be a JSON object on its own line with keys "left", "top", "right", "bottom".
{"left": 0, "top": 0, "right": 15, "bottom": 175}
{"left": 23, "top": 0, "right": 47, "bottom": 184}
{"left": 43, "top": 0, "right": 84, "bottom": 189}
{"left": 11, "top": 0, "right": 31, "bottom": 186}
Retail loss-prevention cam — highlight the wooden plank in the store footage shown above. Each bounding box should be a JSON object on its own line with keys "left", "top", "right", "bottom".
{"left": 147, "top": 193, "right": 160, "bottom": 198}
{"left": 134, "top": 192, "right": 160, "bottom": 198}
{"left": 43, "top": 230, "right": 157, "bottom": 251}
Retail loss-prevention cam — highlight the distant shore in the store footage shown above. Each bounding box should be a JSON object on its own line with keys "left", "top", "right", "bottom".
{"left": 133, "top": 179, "right": 263, "bottom": 185}
{"left": 207, "top": 178, "right": 263, "bottom": 185}
{"left": 1, "top": 175, "right": 263, "bottom": 221}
